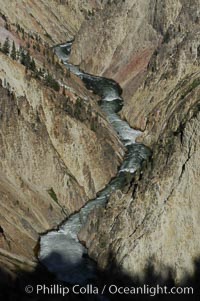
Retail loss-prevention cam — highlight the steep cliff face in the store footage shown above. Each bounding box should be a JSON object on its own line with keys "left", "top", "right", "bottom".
{"left": 78, "top": 0, "right": 200, "bottom": 283}
{"left": 0, "top": 36, "right": 124, "bottom": 269}
{"left": 70, "top": 0, "right": 159, "bottom": 100}
{"left": 0, "top": 0, "right": 128, "bottom": 275}
{"left": 0, "top": 0, "right": 106, "bottom": 44}
{"left": 122, "top": 0, "right": 200, "bottom": 142}
{"left": 79, "top": 105, "right": 200, "bottom": 283}
{"left": 70, "top": 0, "right": 184, "bottom": 101}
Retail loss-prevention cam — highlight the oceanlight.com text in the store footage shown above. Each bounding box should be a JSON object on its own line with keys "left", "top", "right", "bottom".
{"left": 25, "top": 283, "right": 194, "bottom": 297}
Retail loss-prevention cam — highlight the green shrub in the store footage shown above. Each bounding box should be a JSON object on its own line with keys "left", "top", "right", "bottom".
{"left": 47, "top": 188, "right": 58, "bottom": 204}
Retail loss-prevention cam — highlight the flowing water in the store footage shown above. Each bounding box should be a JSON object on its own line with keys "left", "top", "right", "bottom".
{"left": 39, "top": 42, "right": 150, "bottom": 284}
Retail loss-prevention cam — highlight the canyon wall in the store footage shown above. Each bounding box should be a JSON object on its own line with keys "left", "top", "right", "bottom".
{"left": 0, "top": 0, "right": 106, "bottom": 44}
{"left": 70, "top": 0, "right": 183, "bottom": 100}
{"left": 0, "top": 0, "right": 200, "bottom": 288}
{"left": 0, "top": 1, "right": 124, "bottom": 273}
{"left": 77, "top": 0, "right": 200, "bottom": 283}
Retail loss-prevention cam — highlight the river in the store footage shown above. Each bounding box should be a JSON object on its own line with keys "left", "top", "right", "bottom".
{"left": 39, "top": 42, "right": 150, "bottom": 285}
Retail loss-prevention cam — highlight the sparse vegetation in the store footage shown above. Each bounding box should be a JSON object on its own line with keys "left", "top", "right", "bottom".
{"left": 44, "top": 32, "right": 52, "bottom": 41}
{"left": 2, "top": 37, "right": 10, "bottom": 55}
{"left": 180, "top": 78, "right": 200, "bottom": 99}
{"left": 47, "top": 188, "right": 58, "bottom": 204}
{"left": 44, "top": 72, "right": 60, "bottom": 91}
{"left": 0, "top": 36, "right": 61, "bottom": 92}
{"left": 11, "top": 41, "right": 17, "bottom": 60}
{"left": 163, "top": 30, "right": 170, "bottom": 44}
{"left": 99, "top": 240, "right": 107, "bottom": 248}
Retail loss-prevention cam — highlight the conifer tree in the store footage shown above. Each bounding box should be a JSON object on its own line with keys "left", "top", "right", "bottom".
{"left": 36, "top": 43, "right": 40, "bottom": 52}
{"left": 11, "top": 41, "right": 17, "bottom": 60}
{"left": 62, "top": 86, "right": 66, "bottom": 96}
{"left": 25, "top": 50, "right": 31, "bottom": 68}
{"left": 22, "top": 28, "right": 25, "bottom": 40}
{"left": 20, "top": 48, "right": 26, "bottom": 65}
{"left": 2, "top": 37, "right": 10, "bottom": 55}
{"left": 30, "top": 57, "right": 36, "bottom": 72}
{"left": 21, "top": 49, "right": 31, "bottom": 68}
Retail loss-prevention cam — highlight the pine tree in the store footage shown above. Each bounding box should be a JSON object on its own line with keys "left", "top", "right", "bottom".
{"left": 2, "top": 37, "right": 10, "bottom": 55}
{"left": 30, "top": 57, "right": 36, "bottom": 72}
{"left": 20, "top": 48, "right": 26, "bottom": 65}
{"left": 25, "top": 50, "right": 31, "bottom": 68}
{"left": 22, "top": 28, "right": 25, "bottom": 40}
{"left": 4, "top": 22, "right": 10, "bottom": 30}
{"left": 16, "top": 50, "right": 20, "bottom": 60}
{"left": 52, "top": 53, "right": 55, "bottom": 65}
{"left": 66, "top": 69, "right": 70, "bottom": 78}
{"left": 11, "top": 41, "right": 17, "bottom": 60}
{"left": 26, "top": 41, "right": 31, "bottom": 49}
{"left": 20, "top": 48, "right": 31, "bottom": 68}
{"left": 36, "top": 43, "right": 40, "bottom": 52}
{"left": 62, "top": 86, "right": 66, "bottom": 96}
{"left": 45, "top": 72, "right": 60, "bottom": 91}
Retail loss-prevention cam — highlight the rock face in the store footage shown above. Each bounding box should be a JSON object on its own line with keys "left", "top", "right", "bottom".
{"left": 70, "top": 0, "right": 160, "bottom": 100}
{"left": 0, "top": 0, "right": 106, "bottom": 44}
{"left": 77, "top": 0, "right": 200, "bottom": 283}
{"left": 0, "top": 2, "right": 124, "bottom": 272}
{"left": 70, "top": 0, "right": 188, "bottom": 101}
{"left": 122, "top": 0, "right": 200, "bottom": 141}
{"left": 79, "top": 107, "right": 200, "bottom": 283}
{"left": 1, "top": 0, "right": 200, "bottom": 290}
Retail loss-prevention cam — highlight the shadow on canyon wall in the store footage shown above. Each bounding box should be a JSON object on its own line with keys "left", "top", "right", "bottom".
{"left": 0, "top": 251, "right": 200, "bottom": 301}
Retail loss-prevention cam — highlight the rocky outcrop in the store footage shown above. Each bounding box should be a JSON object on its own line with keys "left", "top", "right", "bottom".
{"left": 77, "top": 0, "right": 200, "bottom": 283}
